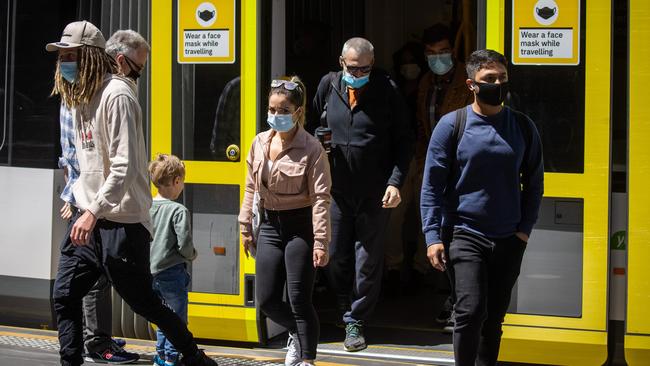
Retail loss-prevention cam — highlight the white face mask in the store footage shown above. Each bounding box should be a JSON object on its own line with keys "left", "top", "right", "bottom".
{"left": 400, "top": 63, "right": 421, "bottom": 80}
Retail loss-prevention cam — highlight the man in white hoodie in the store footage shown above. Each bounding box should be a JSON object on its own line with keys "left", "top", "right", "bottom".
{"left": 48, "top": 21, "right": 217, "bottom": 366}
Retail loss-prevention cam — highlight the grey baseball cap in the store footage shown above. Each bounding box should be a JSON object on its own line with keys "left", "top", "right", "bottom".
{"left": 46, "top": 20, "right": 106, "bottom": 51}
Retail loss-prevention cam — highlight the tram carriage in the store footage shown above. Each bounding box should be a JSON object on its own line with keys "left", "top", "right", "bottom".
{"left": 0, "top": 0, "right": 649, "bottom": 364}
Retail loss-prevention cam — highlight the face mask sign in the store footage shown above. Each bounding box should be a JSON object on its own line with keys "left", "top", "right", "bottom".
{"left": 60, "top": 61, "right": 78, "bottom": 83}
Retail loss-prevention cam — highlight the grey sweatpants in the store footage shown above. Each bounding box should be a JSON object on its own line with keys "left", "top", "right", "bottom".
{"left": 82, "top": 275, "right": 114, "bottom": 353}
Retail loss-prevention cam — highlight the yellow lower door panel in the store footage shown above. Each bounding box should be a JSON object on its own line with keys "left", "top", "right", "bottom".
{"left": 500, "top": 326, "right": 608, "bottom": 365}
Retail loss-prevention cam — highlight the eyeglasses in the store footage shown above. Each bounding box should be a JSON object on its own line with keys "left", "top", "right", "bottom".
{"left": 271, "top": 79, "right": 300, "bottom": 90}
{"left": 343, "top": 63, "right": 372, "bottom": 74}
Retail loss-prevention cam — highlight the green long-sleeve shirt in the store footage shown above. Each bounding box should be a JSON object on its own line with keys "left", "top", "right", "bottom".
{"left": 149, "top": 198, "right": 197, "bottom": 275}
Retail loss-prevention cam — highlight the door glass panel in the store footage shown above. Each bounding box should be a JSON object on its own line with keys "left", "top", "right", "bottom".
{"left": 0, "top": 0, "right": 7, "bottom": 165}
{"left": 508, "top": 197, "right": 583, "bottom": 317}
{"left": 171, "top": 0, "right": 241, "bottom": 162}
{"left": 505, "top": 0, "right": 586, "bottom": 173}
{"left": 182, "top": 183, "right": 240, "bottom": 295}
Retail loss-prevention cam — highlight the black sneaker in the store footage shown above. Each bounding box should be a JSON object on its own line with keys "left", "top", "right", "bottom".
{"left": 181, "top": 350, "right": 218, "bottom": 366}
{"left": 343, "top": 321, "right": 367, "bottom": 352}
{"left": 84, "top": 344, "right": 139, "bottom": 364}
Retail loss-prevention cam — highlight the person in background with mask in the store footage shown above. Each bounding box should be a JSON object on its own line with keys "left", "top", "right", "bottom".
{"left": 48, "top": 21, "right": 217, "bottom": 366}
{"left": 415, "top": 24, "right": 475, "bottom": 328}
{"left": 105, "top": 29, "right": 147, "bottom": 82}
{"left": 310, "top": 37, "right": 414, "bottom": 352}
{"left": 239, "top": 76, "right": 331, "bottom": 366}
{"left": 420, "top": 49, "right": 543, "bottom": 366}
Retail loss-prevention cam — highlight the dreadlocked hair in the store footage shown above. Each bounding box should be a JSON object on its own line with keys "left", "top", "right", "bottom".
{"left": 52, "top": 45, "right": 116, "bottom": 109}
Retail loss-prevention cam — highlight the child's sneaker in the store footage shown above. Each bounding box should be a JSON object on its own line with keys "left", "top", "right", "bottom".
{"left": 153, "top": 354, "right": 166, "bottom": 366}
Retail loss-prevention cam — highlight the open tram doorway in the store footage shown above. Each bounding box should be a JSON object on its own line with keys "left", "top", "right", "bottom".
{"left": 266, "top": 0, "right": 478, "bottom": 358}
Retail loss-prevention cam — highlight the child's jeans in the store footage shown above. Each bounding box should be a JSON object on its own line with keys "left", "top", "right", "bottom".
{"left": 152, "top": 263, "right": 190, "bottom": 363}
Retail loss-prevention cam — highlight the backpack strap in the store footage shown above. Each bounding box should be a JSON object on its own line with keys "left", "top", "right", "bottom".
{"left": 320, "top": 71, "right": 339, "bottom": 128}
{"left": 446, "top": 106, "right": 467, "bottom": 193}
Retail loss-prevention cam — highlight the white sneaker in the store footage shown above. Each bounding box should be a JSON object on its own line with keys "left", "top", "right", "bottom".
{"left": 285, "top": 331, "right": 302, "bottom": 366}
{"left": 298, "top": 362, "right": 315, "bottom": 366}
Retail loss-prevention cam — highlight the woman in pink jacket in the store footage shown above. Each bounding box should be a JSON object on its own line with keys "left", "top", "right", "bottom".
{"left": 238, "top": 76, "right": 331, "bottom": 366}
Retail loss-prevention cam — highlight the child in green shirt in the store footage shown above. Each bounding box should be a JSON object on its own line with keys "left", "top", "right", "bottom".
{"left": 149, "top": 154, "right": 197, "bottom": 366}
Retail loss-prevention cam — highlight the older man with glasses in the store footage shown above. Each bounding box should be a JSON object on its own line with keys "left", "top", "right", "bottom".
{"left": 310, "top": 37, "right": 414, "bottom": 352}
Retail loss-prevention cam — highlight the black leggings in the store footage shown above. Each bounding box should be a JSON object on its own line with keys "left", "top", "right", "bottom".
{"left": 255, "top": 207, "right": 319, "bottom": 360}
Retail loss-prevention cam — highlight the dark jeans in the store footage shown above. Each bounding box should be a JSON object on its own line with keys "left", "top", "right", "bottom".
{"left": 53, "top": 214, "right": 199, "bottom": 366}
{"left": 153, "top": 263, "right": 191, "bottom": 362}
{"left": 448, "top": 228, "right": 527, "bottom": 366}
{"left": 326, "top": 193, "right": 391, "bottom": 324}
{"left": 256, "top": 207, "right": 319, "bottom": 360}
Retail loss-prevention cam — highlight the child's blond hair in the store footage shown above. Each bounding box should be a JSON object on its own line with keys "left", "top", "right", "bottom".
{"left": 149, "top": 154, "right": 185, "bottom": 188}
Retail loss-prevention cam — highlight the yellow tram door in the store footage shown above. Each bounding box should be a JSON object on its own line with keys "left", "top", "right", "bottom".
{"left": 150, "top": 0, "right": 261, "bottom": 342}
{"left": 626, "top": 0, "right": 650, "bottom": 364}
{"left": 485, "top": 0, "right": 610, "bottom": 364}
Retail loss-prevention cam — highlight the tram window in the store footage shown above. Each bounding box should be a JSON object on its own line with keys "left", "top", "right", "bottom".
{"left": 181, "top": 183, "right": 241, "bottom": 295}
{"left": 171, "top": 0, "right": 242, "bottom": 162}
{"left": 508, "top": 197, "right": 583, "bottom": 317}
{"left": 504, "top": 0, "right": 586, "bottom": 174}
{"left": 0, "top": 1, "right": 76, "bottom": 168}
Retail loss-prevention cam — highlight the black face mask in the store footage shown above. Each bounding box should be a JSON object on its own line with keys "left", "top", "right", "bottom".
{"left": 122, "top": 55, "right": 142, "bottom": 82}
{"left": 473, "top": 81, "right": 509, "bottom": 106}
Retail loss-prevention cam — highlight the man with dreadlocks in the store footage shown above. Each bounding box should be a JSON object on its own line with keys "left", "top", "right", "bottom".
{"left": 47, "top": 21, "right": 218, "bottom": 366}
{"left": 53, "top": 25, "right": 138, "bottom": 365}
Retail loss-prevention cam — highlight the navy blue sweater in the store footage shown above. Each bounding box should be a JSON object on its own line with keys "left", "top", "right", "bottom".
{"left": 420, "top": 105, "right": 544, "bottom": 245}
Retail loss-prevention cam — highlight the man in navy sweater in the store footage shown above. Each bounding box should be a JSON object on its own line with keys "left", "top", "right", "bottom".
{"left": 420, "top": 49, "right": 543, "bottom": 366}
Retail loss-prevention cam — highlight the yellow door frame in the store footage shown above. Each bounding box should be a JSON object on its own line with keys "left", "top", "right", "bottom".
{"left": 151, "top": 0, "right": 260, "bottom": 342}
{"left": 486, "top": 0, "right": 610, "bottom": 364}
{"left": 625, "top": 0, "right": 650, "bottom": 364}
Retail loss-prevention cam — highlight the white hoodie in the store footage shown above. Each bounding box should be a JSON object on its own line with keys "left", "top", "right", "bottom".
{"left": 71, "top": 74, "right": 152, "bottom": 234}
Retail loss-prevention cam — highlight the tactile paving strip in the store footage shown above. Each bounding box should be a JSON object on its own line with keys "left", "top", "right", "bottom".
{"left": 0, "top": 335, "right": 284, "bottom": 366}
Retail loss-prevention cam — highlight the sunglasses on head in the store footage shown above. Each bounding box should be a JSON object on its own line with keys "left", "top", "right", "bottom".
{"left": 271, "top": 79, "right": 300, "bottom": 90}
{"left": 343, "top": 63, "right": 372, "bottom": 74}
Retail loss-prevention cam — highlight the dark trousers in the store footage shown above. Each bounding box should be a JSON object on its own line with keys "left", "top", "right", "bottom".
{"left": 255, "top": 207, "right": 319, "bottom": 360}
{"left": 448, "top": 229, "right": 527, "bottom": 366}
{"left": 326, "top": 193, "right": 391, "bottom": 324}
{"left": 53, "top": 215, "right": 199, "bottom": 366}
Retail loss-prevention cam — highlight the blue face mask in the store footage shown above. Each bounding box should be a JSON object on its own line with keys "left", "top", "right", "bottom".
{"left": 427, "top": 53, "right": 454, "bottom": 75}
{"left": 267, "top": 113, "right": 295, "bottom": 132}
{"left": 342, "top": 71, "right": 370, "bottom": 89}
{"left": 60, "top": 61, "right": 78, "bottom": 83}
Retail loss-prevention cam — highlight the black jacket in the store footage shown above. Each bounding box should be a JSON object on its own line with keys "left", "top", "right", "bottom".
{"left": 309, "top": 69, "right": 414, "bottom": 197}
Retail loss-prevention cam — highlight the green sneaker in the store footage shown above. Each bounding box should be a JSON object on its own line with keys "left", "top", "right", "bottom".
{"left": 343, "top": 321, "right": 366, "bottom": 352}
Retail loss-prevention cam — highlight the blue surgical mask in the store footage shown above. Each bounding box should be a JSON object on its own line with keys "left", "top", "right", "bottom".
{"left": 267, "top": 113, "right": 295, "bottom": 132}
{"left": 427, "top": 53, "right": 454, "bottom": 75}
{"left": 342, "top": 71, "right": 370, "bottom": 89}
{"left": 60, "top": 61, "right": 78, "bottom": 83}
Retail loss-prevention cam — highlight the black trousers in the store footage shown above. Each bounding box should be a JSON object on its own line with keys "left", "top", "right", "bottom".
{"left": 53, "top": 214, "right": 199, "bottom": 366}
{"left": 255, "top": 207, "right": 319, "bottom": 360}
{"left": 448, "top": 229, "right": 527, "bottom": 366}
{"left": 325, "top": 192, "right": 391, "bottom": 324}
